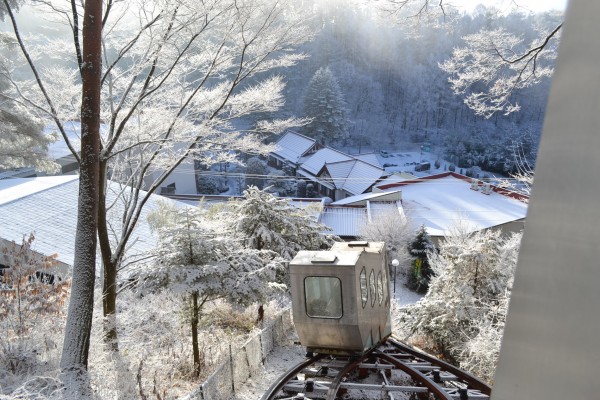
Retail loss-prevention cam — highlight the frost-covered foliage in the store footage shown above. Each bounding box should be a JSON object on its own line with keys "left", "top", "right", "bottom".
{"left": 3, "top": 0, "right": 313, "bottom": 358}
{"left": 399, "top": 228, "right": 521, "bottom": 381}
{"left": 0, "top": 234, "right": 69, "bottom": 338}
{"left": 231, "top": 186, "right": 337, "bottom": 260}
{"left": 140, "top": 203, "right": 287, "bottom": 376}
{"left": 302, "top": 67, "right": 350, "bottom": 145}
{"left": 497, "top": 140, "right": 535, "bottom": 197}
{"left": 141, "top": 205, "right": 285, "bottom": 304}
{"left": 441, "top": 25, "right": 560, "bottom": 118}
{"left": 0, "top": 33, "right": 57, "bottom": 173}
{"left": 0, "top": 234, "right": 68, "bottom": 394}
{"left": 359, "top": 209, "right": 413, "bottom": 272}
{"left": 406, "top": 225, "right": 435, "bottom": 293}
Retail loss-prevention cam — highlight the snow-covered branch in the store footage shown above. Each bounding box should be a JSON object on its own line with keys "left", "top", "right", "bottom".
{"left": 440, "top": 25, "right": 560, "bottom": 117}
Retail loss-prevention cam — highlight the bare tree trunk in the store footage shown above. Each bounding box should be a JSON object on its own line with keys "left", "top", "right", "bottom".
{"left": 60, "top": 0, "right": 103, "bottom": 392}
{"left": 98, "top": 161, "right": 119, "bottom": 351}
{"left": 191, "top": 291, "right": 200, "bottom": 377}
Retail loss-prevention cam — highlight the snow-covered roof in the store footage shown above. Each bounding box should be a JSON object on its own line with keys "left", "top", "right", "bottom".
{"left": 0, "top": 175, "right": 79, "bottom": 206}
{"left": 319, "top": 206, "right": 368, "bottom": 237}
{"left": 375, "top": 173, "right": 414, "bottom": 188}
{"left": 300, "top": 148, "right": 353, "bottom": 176}
{"left": 318, "top": 201, "right": 402, "bottom": 237}
{"left": 353, "top": 153, "right": 381, "bottom": 167}
{"left": 271, "top": 131, "right": 317, "bottom": 164}
{"left": 0, "top": 176, "right": 186, "bottom": 268}
{"left": 323, "top": 159, "right": 386, "bottom": 195}
{"left": 377, "top": 172, "right": 528, "bottom": 236}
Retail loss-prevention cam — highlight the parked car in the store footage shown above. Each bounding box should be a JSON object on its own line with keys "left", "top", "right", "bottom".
{"left": 415, "top": 162, "right": 431, "bottom": 172}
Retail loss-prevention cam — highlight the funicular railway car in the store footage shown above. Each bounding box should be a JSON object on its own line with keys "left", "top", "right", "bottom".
{"left": 289, "top": 241, "right": 392, "bottom": 355}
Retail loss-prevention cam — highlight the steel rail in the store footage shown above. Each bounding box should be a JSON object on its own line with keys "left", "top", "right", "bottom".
{"left": 388, "top": 336, "right": 492, "bottom": 395}
{"left": 260, "top": 353, "right": 326, "bottom": 400}
{"left": 324, "top": 350, "right": 374, "bottom": 400}
{"left": 262, "top": 338, "right": 492, "bottom": 399}
{"left": 375, "top": 351, "right": 454, "bottom": 400}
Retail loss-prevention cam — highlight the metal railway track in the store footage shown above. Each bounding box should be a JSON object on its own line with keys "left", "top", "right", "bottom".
{"left": 261, "top": 336, "right": 491, "bottom": 400}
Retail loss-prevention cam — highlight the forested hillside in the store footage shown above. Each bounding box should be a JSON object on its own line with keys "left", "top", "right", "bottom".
{"left": 268, "top": 1, "right": 562, "bottom": 175}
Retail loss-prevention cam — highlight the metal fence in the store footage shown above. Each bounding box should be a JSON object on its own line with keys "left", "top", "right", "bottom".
{"left": 181, "top": 308, "right": 293, "bottom": 400}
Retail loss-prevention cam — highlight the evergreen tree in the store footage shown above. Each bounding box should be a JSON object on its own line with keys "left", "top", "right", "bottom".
{"left": 302, "top": 67, "right": 350, "bottom": 145}
{"left": 142, "top": 205, "right": 284, "bottom": 377}
{"left": 407, "top": 225, "right": 435, "bottom": 293}
{"left": 231, "top": 186, "right": 336, "bottom": 260}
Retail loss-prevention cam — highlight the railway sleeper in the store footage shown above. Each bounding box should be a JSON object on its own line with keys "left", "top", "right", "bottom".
{"left": 283, "top": 380, "right": 490, "bottom": 399}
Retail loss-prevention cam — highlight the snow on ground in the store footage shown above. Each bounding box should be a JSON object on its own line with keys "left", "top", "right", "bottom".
{"left": 391, "top": 282, "right": 424, "bottom": 308}
{"left": 229, "top": 282, "right": 423, "bottom": 400}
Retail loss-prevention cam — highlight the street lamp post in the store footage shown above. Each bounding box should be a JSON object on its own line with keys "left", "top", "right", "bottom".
{"left": 391, "top": 259, "right": 400, "bottom": 294}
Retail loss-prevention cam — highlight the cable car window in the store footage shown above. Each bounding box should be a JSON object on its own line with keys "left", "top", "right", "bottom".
{"left": 304, "top": 276, "right": 343, "bottom": 319}
{"left": 369, "top": 270, "right": 376, "bottom": 307}
{"left": 377, "top": 271, "right": 384, "bottom": 306}
{"left": 360, "top": 267, "right": 368, "bottom": 308}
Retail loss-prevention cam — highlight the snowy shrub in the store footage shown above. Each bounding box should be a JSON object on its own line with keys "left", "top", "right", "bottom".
{"left": 306, "top": 183, "right": 316, "bottom": 198}
{"left": 296, "top": 180, "right": 307, "bottom": 197}
{"left": 196, "top": 176, "right": 219, "bottom": 194}
{"left": 265, "top": 170, "right": 294, "bottom": 197}
{"left": 202, "top": 304, "right": 257, "bottom": 333}
{"left": 448, "top": 164, "right": 456, "bottom": 172}
{"left": 0, "top": 234, "right": 69, "bottom": 336}
{"left": 0, "top": 234, "right": 69, "bottom": 391}
{"left": 399, "top": 228, "right": 522, "bottom": 381}
{"left": 245, "top": 157, "right": 267, "bottom": 189}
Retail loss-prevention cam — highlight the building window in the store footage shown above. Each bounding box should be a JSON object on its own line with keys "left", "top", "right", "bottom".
{"left": 160, "top": 182, "right": 176, "bottom": 195}
{"left": 304, "top": 276, "right": 343, "bottom": 319}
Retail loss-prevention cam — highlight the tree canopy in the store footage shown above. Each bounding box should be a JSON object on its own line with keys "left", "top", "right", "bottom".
{"left": 302, "top": 66, "right": 350, "bottom": 145}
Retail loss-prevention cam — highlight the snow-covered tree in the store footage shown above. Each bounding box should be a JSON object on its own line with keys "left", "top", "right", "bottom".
{"left": 0, "top": 33, "right": 57, "bottom": 173}
{"left": 399, "top": 228, "right": 521, "bottom": 381}
{"left": 359, "top": 209, "right": 413, "bottom": 275}
{"left": 141, "top": 204, "right": 284, "bottom": 376}
{"left": 224, "top": 186, "right": 337, "bottom": 321}
{"left": 440, "top": 25, "right": 560, "bottom": 118}
{"left": 3, "top": 0, "right": 312, "bottom": 363}
{"left": 230, "top": 186, "right": 337, "bottom": 260}
{"left": 303, "top": 67, "right": 350, "bottom": 145}
{"left": 296, "top": 179, "right": 307, "bottom": 197}
{"left": 265, "top": 169, "right": 294, "bottom": 196}
{"left": 0, "top": 234, "right": 68, "bottom": 335}
{"left": 406, "top": 224, "right": 435, "bottom": 293}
